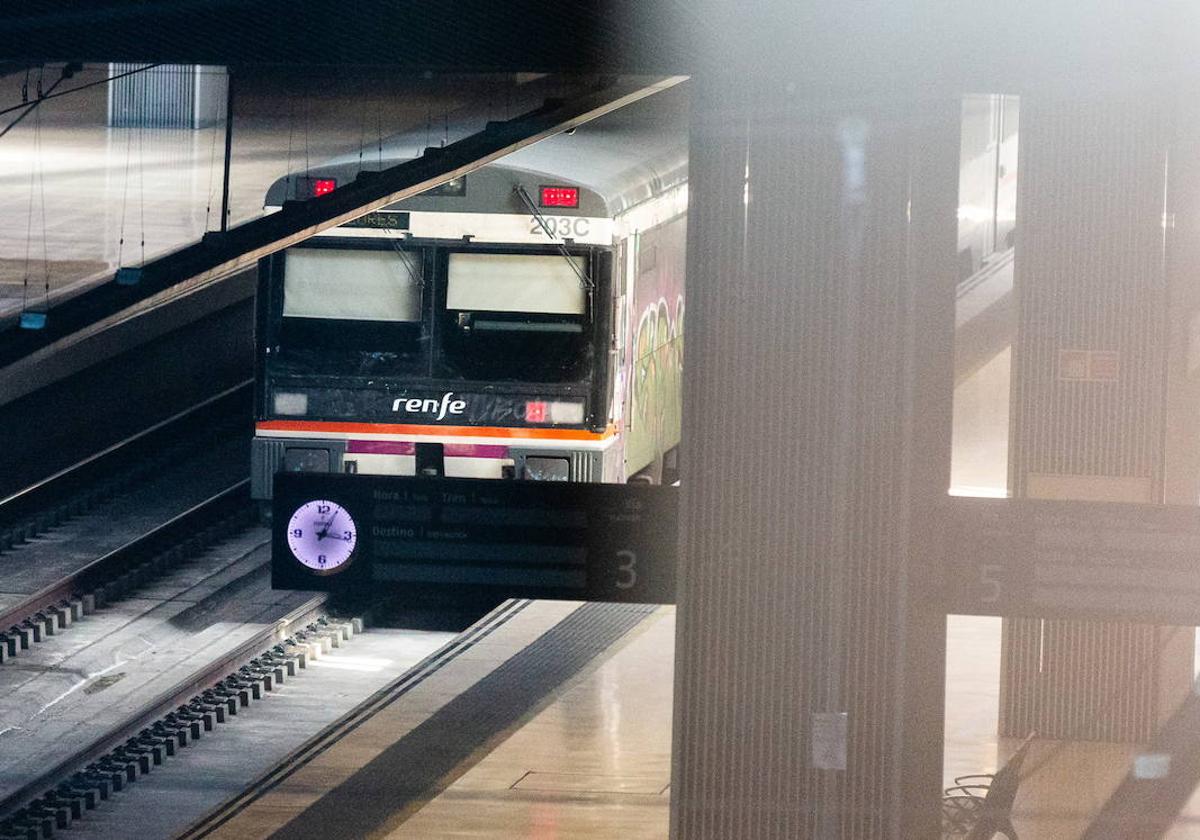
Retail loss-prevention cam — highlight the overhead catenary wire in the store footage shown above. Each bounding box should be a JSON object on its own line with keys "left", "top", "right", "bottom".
{"left": 116, "top": 105, "right": 134, "bottom": 268}
{"left": 20, "top": 100, "right": 37, "bottom": 315}
{"left": 357, "top": 89, "right": 366, "bottom": 175}
{"left": 0, "top": 63, "right": 71, "bottom": 140}
{"left": 283, "top": 84, "right": 296, "bottom": 198}
{"left": 0, "top": 63, "right": 158, "bottom": 120}
{"left": 35, "top": 102, "right": 50, "bottom": 310}
{"left": 376, "top": 103, "right": 383, "bottom": 170}
{"left": 18, "top": 77, "right": 50, "bottom": 319}
{"left": 137, "top": 84, "right": 146, "bottom": 266}
{"left": 303, "top": 77, "right": 311, "bottom": 183}
{"left": 204, "top": 70, "right": 224, "bottom": 229}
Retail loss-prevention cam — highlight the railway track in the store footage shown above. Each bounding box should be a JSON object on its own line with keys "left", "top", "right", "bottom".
{"left": 0, "top": 382, "right": 251, "bottom": 556}
{"left": 0, "top": 382, "right": 252, "bottom": 665}
{"left": 0, "top": 380, "right": 367, "bottom": 839}
{"left": 0, "top": 483, "right": 251, "bottom": 665}
{"left": 0, "top": 586, "right": 360, "bottom": 840}
{"left": 0, "top": 482, "right": 369, "bottom": 840}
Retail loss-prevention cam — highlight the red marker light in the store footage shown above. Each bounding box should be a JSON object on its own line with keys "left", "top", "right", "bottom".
{"left": 525, "top": 401, "right": 548, "bottom": 423}
{"left": 312, "top": 178, "right": 336, "bottom": 197}
{"left": 539, "top": 186, "right": 579, "bottom": 208}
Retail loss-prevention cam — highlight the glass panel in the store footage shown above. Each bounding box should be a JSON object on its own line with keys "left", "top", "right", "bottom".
{"left": 958, "top": 95, "right": 1000, "bottom": 277}
{"left": 951, "top": 93, "right": 1019, "bottom": 499}
{"left": 283, "top": 247, "right": 421, "bottom": 321}
{"left": 996, "top": 95, "right": 1020, "bottom": 251}
{"left": 446, "top": 252, "right": 586, "bottom": 315}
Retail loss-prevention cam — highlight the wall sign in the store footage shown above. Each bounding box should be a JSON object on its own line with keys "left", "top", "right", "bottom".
{"left": 947, "top": 496, "right": 1200, "bottom": 624}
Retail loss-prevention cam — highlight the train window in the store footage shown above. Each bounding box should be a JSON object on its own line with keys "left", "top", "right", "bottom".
{"left": 283, "top": 247, "right": 422, "bottom": 322}
{"left": 446, "top": 253, "right": 586, "bottom": 315}
{"left": 437, "top": 252, "right": 591, "bottom": 383}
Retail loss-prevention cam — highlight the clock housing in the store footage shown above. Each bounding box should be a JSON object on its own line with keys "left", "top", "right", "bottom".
{"left": 286, "top": 499, "right": 358, "bottom": 575}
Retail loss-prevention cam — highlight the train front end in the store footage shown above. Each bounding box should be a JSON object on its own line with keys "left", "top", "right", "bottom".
{"left": 251, "top": 166, "right": 622, "bottom": 500}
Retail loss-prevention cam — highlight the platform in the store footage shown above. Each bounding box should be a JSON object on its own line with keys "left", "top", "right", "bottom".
{"left": 156, "top": 601, "right": 1200, "bottom": 840}
{"left": 183, "top": 599, "right": 671, "bottom": 840}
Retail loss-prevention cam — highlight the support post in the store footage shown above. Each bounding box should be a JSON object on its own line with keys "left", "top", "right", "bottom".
{"left": 670, "top": 71, "right": 959, "bottom": 838}
{"left": 1001, "top": 93, "right": 1193, "bottom": 747}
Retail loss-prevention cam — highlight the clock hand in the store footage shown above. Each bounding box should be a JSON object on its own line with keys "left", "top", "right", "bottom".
{"left": 317, "top": 509, "right": 339, "bottom": 540}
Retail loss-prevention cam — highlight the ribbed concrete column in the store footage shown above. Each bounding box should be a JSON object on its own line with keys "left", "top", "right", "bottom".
{"left": 1001, "top": 94, "right": 1194, "bottom": 743}
{"left": 670, "top": 72, "right": 959, "bottom": 839}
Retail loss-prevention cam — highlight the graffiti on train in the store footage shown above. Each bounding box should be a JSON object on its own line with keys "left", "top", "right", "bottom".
{"left": 623, "top": 214, "right": 687, "bottom": 478}
{"left": 627, "top": 295, "right": 684, "bottom": 474}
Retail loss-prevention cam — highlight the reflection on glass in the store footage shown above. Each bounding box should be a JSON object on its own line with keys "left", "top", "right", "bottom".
{"left": 951, "top": 94, "right": 1019, "bottom": 499}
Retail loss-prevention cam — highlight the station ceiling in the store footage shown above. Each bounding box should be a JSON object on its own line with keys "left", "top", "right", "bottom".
{"left": 3, "top": 1, "right": 1200, "bottom": 96}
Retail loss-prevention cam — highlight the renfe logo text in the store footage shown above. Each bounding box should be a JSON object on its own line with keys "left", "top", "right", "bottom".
{"left": 392, "top": 392, "right": 467, "bottom": 421}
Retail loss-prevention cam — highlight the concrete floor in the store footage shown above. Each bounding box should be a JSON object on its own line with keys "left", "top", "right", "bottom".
{"left": 382, "top": 607, "right": 673, "bottom": 840}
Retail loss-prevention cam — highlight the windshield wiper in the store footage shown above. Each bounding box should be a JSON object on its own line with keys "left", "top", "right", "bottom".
{"left": 513, "top": 185, "right": 594, "bottom": 292}
{"left": 380, "top": 218, "right": 425, "bottom": 292}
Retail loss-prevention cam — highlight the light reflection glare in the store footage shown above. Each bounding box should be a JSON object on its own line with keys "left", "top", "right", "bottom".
{"left": 948, "top": 484, "right": 1007, "bottom": 498}
{"left": 310, "top": 655, "right": 393, "bottom": 673}
{"left": 1134, "top": 753, "right": 1172, "bottom": 780}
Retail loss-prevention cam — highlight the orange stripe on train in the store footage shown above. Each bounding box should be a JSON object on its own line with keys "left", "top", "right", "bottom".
{"left": 256, "top": 420, "right": 617, "bottom": 441}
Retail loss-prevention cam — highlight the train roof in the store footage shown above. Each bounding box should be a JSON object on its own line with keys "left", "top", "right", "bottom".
{"left": 265, "top": 80, "right": 688, "bottom": 217}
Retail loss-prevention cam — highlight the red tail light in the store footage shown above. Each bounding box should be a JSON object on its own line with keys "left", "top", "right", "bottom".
{"left": 525, "top": 401, "right": 548, "bottom": 422}
{"left": 539, "top": 186, "right": 578, "bottom": 208}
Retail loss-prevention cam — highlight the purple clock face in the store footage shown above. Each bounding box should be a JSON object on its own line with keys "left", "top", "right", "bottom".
{"left": 287, "top": 500, "right": 358, "bottom": 574}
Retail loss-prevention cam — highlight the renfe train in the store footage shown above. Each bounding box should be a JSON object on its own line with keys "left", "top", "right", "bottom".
{"left": 250, "top": 95, "right": 689, "bottom": 499}
{"left": 249, "top": 89, "right": 1015, "bottom": 500}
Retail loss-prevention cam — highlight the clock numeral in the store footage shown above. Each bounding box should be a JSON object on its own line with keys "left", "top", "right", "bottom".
{"left": 317, "top": 504, "right": 331, "bottom": 514}
{"left": 291, "top": 528, "right": 303, "bottom": 538}
{"left": 318, "top": 555, "right": 327, "bottom": 565}
{"left": 344, "top": 530, "right": 353, "bottom": 540}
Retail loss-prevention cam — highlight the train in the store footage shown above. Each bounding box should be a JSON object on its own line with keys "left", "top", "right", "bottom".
{"left": 250, "top": 90, "right": 689, "bottom": 499}
{"left": 249, "top": 88, "right": 1018, "bottom": 501}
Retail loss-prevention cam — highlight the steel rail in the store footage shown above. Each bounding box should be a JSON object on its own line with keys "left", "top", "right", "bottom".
{"left": 0, "top": 479, "right": 250, "bottom": 636}
{"left": 0, "top": 378, "right": 251, "bottom": 537}
{"left": 0, "top": 582, "right": 328, "bottom": 824}
{"left": 175, "top": 599, "right": 531, "bottom": 840}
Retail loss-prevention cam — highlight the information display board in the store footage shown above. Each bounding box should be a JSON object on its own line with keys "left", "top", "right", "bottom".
{"left": 272, "top": 473, "right": 677, "bottom": 604}
{"left": 947, "top": 496, "right": 1200, "bottom": 624}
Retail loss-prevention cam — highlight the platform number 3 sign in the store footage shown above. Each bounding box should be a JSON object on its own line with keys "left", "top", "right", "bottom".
{"left": 615, "top": 550, "right": 638, "bottom": 589}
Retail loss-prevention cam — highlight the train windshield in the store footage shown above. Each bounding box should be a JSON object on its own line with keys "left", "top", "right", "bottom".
{"left": 278, "top": 246, "right": 425, "bottom": 365}
{"left": 446, "top": 253, "right": 586, "bottom": 314}
{"left": 438, "top": 251, "right": 592, "bottom": 382}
